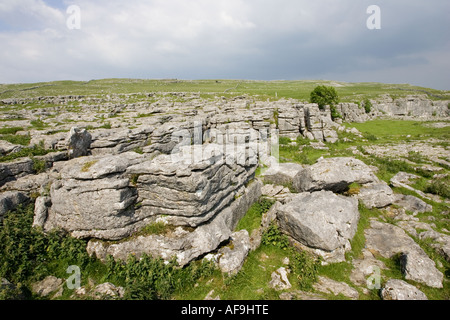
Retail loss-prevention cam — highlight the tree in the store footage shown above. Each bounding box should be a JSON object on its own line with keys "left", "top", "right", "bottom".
{"left": 310, "top": 85, "right": 339, "bottom": 110}
{"left": 363, "top": 98, "right": 373, "bottom": 114}
{"left": 310, "top": 85, "right": 341, "bottom": 120}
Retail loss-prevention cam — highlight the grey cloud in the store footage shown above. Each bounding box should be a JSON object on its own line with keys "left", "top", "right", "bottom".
{"left": 0, "top": 0, "right": 448, "bottom": 89}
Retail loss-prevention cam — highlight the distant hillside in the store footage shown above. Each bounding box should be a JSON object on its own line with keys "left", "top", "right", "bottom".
{"left": 1, "top": 79, "right": 449, "bottom": 102}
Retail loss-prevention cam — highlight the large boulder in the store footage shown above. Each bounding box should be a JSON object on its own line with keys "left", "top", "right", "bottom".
{"left": 293, "top": 157, "right": 378, "bottom": 193}
{"left": 128, "top": 144, "right": 258, "bottom": 228}
{"left": 87, "top": 180, "right": 261, "bottom": 266}
{"left": 43, "top": 143, "right": 260, "bottom": 243}
{"left": 392, "top": 194, "right": 432, "bottom": 214}
{"left": 277, "top": 191, "right": 360, "bottom": 262}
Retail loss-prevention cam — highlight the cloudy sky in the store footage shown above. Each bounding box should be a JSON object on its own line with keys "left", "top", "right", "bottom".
{"left": 0, "top": 0, "right": 449, "bottom": 89}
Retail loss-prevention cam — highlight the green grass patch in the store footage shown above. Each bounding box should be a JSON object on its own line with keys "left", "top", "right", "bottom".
{"left": 0, "top": 141, "right": 51, "bottom": 163}
{"left": 235, "top": 198, "right": 275, "bottom": 234}
{"left": 0, "top": 127, "right": 24, "bottom": 135}
{"left": 348, "top": 120, "right": 450, "bottom": 144}
{"left": 0, "top": 134, "right": 31, "bottom": 146}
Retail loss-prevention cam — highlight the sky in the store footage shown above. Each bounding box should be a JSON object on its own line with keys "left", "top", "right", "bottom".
{"left": 0, "top": 0, "right": 449, "bottom": 90}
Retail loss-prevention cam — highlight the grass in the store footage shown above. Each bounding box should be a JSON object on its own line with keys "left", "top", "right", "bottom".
{"left": 0, "top": 141, "right": 51, "bottom": 163}
{"left": 235, "top": 198, "right": 274, "bottom": 234}
{"left": 347, "top": 120, "right": 450, "bottom": 144}
{"left": 80, "top": 160, "right": 98, "bottom": 172}
{"left": 0, "top": 133, "right": 31, "bottom": 146}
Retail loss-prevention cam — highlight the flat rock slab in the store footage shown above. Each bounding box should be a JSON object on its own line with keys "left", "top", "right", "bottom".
{"left": 313, "top": 276, "right": 359, "bottom": 300}
{"left": 293, "top": 157, "right": 378, "bottom": 193}
{"left": 365, "top": 220, "right": 443, "bottom": 288}
{"left": 381, "top": 279, "right": 428, "bottom": 300}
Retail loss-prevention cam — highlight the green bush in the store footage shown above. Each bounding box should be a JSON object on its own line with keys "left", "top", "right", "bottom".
{"left": 0, "top": 141, "right": 50, "bottom": 163}
{"left": 289, "top": 250, "right": 321, "bottom": 291}
{"left": 236, "top": 198, "right": 275, "bottom": 233}
{"left": 363, "top": 98, "right": 373, "bottom": 114}
{"left": 0, "top": 133, "right": 31, "bottom": 146}
{"left": 310, "top": 86, "right": 339, "bottom": 111}
{"left": 0, "top": 127, "right": 24, "bottom": 135}
{"left": 261, "top": 223, "right": 290, "bottom": 250}
{"left": 0, "top": 203, "right": 216, "bottom": 300}
{"left": 105, "top": 254, "right": 215, "bottom": 300}
{"left": 0, "top": 204, "right": 93, "bottom": 298}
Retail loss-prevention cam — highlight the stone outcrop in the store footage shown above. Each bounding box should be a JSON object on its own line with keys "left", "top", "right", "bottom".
{"left": 216, "top": 230, "right": 251, "bottom": 275}
{"left": 313, "top": 276, "right": 359, "bottom": 300}
{"left": 43, "top": 152, "right": 146, "bottom": 240}
{"left": 67, "top": 127, "right": 92, "bottom": 159}
{"left": 269, "top": 267, "right": 292, "bottom": 291}
{"left": 1, "top": 91, "right": 449, "bottom": 300}
{"left": 41, "top": 143, "right": 259, "bottom": 244}
{"left": 355, "top": 181, "right": 395, "bottom": 209}
{"left": 87, "top": 180, "right": 262, "bottom": 266}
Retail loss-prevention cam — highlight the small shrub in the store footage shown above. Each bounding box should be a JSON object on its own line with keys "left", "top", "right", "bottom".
{"left": 0, "top": 127, "right": 24, "bottom": 135}
{"left": 0, "top": 141, "right": 50, "bottom": 163}
{"left": 261, "top": 223, "right": 290, "bottom": 250}
{"left": 32, "top": 158, "right": 47, "bottom": 174}
{"left": 0, "top": 133, "right": 31, "bottom": 146}
{"left": 363, "top": 132, "right": 378, "bottom": 142}
{"left": 407, "top": 151, "right": 425, "bottom": 164}
{"left": 100, "top": 122, "right": 112, "bottom": 129}
{"left": 236, "top": 198, "right": 275, "bottom": 233}
{"left": 289, "top": 250, "right": 321, "bottom": 291}
{"left": 30, "top": 119, "right": 47, "bottom": 129}
{"left": 330, "top": 105, "right": 342, "bottom": 120}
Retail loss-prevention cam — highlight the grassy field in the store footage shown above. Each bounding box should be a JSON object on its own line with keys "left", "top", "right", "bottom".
{"left": 1, "top": 79, "right": 449, "bottom": 102}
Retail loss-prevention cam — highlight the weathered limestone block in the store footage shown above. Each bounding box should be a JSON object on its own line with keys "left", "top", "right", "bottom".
{"left": 0, "top": 157, "right": 34, "bottom": 187}
{"left": 43, "top": 152, "right": 146, "bottom": 240}
{"left": 277, "top": 191, "right": 360, "bottom": 262}
{"left": 67, "top": 127, "right": 92, "bottom": 158}
{"left": 293, "top": 157, "right": 378, "bottom": 193}
{"left": 87, "top": 179, "right": 262, "bottom": 266}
